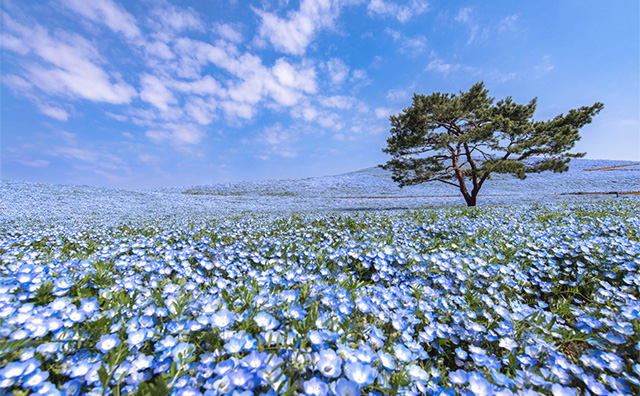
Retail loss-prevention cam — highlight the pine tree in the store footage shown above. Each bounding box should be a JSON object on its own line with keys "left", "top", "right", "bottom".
{"left": 382, "top": 82, "right": 603, "bottom": 206}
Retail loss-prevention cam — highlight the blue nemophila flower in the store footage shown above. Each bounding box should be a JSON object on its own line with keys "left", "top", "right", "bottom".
{"left": 353, "top": 344, "right": 377, "bottom": 364}
{"left": 393, "top": 343, "right": 414, "bottom": 363}
{"left": 0, "top": 360, "right": 29, "bottom": 380}
{"left": 377, "top": 351, "right": 395, "bottom": 371}
{"left": 172, "top": 342, "right": 195, "bottom": 363}
{"left": 455, "top": 347, "right": 468, "bottom": 360}
{"left": 316, "top": 349, "right": 342, "bottom": 378}
{"left": 153, "top": 358, "right": 172, "bottom": 374}
{"left": 499, "top": 337, "right": 518, "bottom": 351}
{"left": 224, "top": 336, "right": 246, "bottom": 354}
{"left": 157, "top": 335, "right": 178, "bottom": 350}
{"left": 211, "top": 308, "right": 236, "bottom": 329}
{"left": 308, "top": 330, "right": 326, "bottom": 346}
{"left": 468, "top": 372, "right": 495, "bottom": 396}
{"left": 254, "top": 312, "right": 279, "bottom": 331}
{"left": 36, "top": 342, "right": 60, "bottom": 355}
{"left": 407, "top": 364, "right": 429, "bottom": 382}
{"left": 127, "top": 328, "right": 151, "bottom": 348}
{"left": 449, "top": 369, "right": 467, "bottom": 385}
{"left": 241, "top": 350, "right": 268, "bottom": 371}
{"left": 551, "top": 383, "right": 577, "bottom": 396}
{"left": 96, "top": 334, "right": 120, "bottom": 353}
{"left": 330, "top": 378, "right": 360, "bottom": 396}
{"left": 23, "top": 368, "right": 49, "bottom": 388}
{"left": 229, "top": 369, "right": 256, "bottom": 389}
{"left": 32, "top": 381, "right": 61, "bottom": 396}
{"left": 344, "top": 361, "right": 377, "bottom": 387}
{"left": 132, "top": 354, "right": 154, "bottom": 371}
{"left": 69, "top": 360, "right": 93, "bottom": 378}
{"left": 304, "top": 376, "right": 328, "bottom": 396}
{"left": 490, "top": 372, "right": 512, "bottom": 387}
{"left": 177, "top": 387, "right": 203, "bottom": 396}
{"left": 215, "top": 358, "right": 239, "bottom": 376}
{"left": 80, "top": 298, "right": 99, "bottom": 315}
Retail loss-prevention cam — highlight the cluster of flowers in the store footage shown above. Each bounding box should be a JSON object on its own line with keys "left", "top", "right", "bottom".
{"left": 0, "top": 199, "right": 639, "bottom": 395}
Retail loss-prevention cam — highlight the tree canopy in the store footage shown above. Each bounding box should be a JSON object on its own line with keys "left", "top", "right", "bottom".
{"left": 382, "top": 82, "right": 603, "bottom": 206}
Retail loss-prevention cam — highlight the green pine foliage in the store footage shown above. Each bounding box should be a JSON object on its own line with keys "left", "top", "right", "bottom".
{"left": 382, "top": 82, "right": 603, "bottom": 206}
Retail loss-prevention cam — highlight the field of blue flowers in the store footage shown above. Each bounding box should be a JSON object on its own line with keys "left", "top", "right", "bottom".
{"left": 1, "top": 199, "right": 639, "bottom": 396}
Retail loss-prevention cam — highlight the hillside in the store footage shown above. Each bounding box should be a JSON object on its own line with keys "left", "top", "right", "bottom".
{"left": 1, "top": 159, "right": 638, "bottom": 225}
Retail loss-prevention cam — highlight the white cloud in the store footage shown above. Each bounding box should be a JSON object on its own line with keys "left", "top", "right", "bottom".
{"left": 259, "top": 124, "right": 299, "bottom": 158}
{"left": 140, "top": 74, "right": 176, "bottom": 111}
{"left": 317, "top": 112, "right": 343, "bottom": 129}
{"left": 351, "top": 69, "right": 370, "bottom": 85}
{"left": 185, "top": 97, "right": 217, "bottom": 125}
{"left": 326, "top": 58, "right": 349, "bottom": 85}
{"left": 535, "top": 55, "right": 555, "bottom": 74}
{"left": 151, "top": 3, "right": 204, "bottom": 32}
{"left": 498, "top": 14, "right": 519, "bottom": 33}
{"left": 367, "top": 0, "right": 429, "bottom": 23}
{"left": 173, "top": 38, "right": 318, "bottom": 116}
{"left": 146, "top": 124, "right": 205, "bottom": 146}
{"left": 37, "top": 104, "right": 69, "bottom": 121}
{"left": 2, "top": 20, "right": 137, "bottom": 104}
{"left": 427, "top": 54, "right": 516, "bottom": 82}
{"left": 301, "top": 106, "right": 319, "bottom": 121}
{"left": 455, "top": 7, "right": 472, "bottom": 24}
{"left": 375, "top": 107, "right": 395, "bottom": 119}
{"left": 272, "top": 58, "right": 317, "bottom": 93}
{"left": 254, "top": 0, "right": 344, "bottom": 55}
{"left": 221, "top": 100, "right": 255, "bottom": 120}
{"left": 386, "top": 85, "right": 414, "bottom": 102}
{"left": 105, "top": 111, "right": 129, "bottom": 122}
{"left": 426, "top": 57, "right": 461, "bottom": 76}
{"left": 455, "top": 7, "right": 481, "bottom": 45}
{"left": 172, "top": 75, "right": 224, "bottom": 96}
{"left": 214, "top": 23, "right": 243, "bottom": 43}
{"left": 2, "top": 74, "right": 32, "bottom": 93}
{"left": 320, "top": 95, "right": 356, "bottom": 109}
{"left": 50, "top": 146, "right": 126, "bottom": 171}
{"left": 61, "top": 0, "right": 141, "bottom": 39}
{"left": 0, "top": 32, "right": 29, "bottom": 55}
{"left": 386, "top": 28, "right": 427, "bottom": 55}
{"left": 145, "top": 41, "right": 175, "bottom": 60}
{"left": 17, "top": 159, "right": 50, "bottom": 168}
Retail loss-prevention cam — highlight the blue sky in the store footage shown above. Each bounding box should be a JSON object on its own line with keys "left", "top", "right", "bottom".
{"left": 1, "top": 0, "right": 638, "bottom": 188}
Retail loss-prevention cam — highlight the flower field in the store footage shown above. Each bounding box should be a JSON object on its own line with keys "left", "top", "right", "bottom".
{"left": 1, "top": 199, "right": 639, "bottom": 395}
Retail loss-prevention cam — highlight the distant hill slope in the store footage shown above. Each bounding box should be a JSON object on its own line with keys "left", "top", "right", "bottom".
{"left": 179, "top": 159, "right": 640, "bottom": 198}
{"left": 1, "top": 159, "right": 638, "bottom": 223}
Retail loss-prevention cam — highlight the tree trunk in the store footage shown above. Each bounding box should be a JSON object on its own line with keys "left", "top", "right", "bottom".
{"left": 464, "top": 194, "right": 476, "bottom": 207}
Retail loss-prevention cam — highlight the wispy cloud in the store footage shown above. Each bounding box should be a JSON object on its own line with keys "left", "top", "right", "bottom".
{"left": 61, "top": 0, "right": 141, "bottom": 39}
{"left": 254, "top": 0, "right": 344, "bottom": 55}
{"left": 386, "top": 28, "right": 427, "bottom": 55}
{"left": 214, "top": 23, "right": 244, "bottom": 43}
{"left": 149, "top": 3, "right": 205, "bottom": 33}
{"left": 426, "top": 54, "right": 516, "bottom": 83}
{"left": 426, "top": 57, "right": 461, "bottom": 76}
{"left": 498, "top": 14, "right": 519, "bottom": 34}
{"left": 375, "top": 107, "right": 396, "bottom": 119}
{"left": 455, "top": 7, "right": 483, "bottom": 45}
{"left": 146, "top": 123, "right": 205, "bottom": 146}
{"left": 386, "top": 85, "right": 415, "bottom": 102}
{"left": 17, "top": 159, "right": 50, "bottom": 168}
{"left": 258, "top": 124, "right": 299, "bottom": 158}
{"left": 1, "top": 18, "right": 137, "bottom": 104}
{"left": 325, "top": 58, "right": 350, "bottom": 85}
{"left": 535, "top": 55, "right": 555, "bottom": 75}
{"left": 367, "top": 0, "right": 429, "bottom": 23}
{"left": 140, "top": 74, "right": 177, "bottom": 111}
{"left": 37, "top": 104, "right": 69, "bottom": 121}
